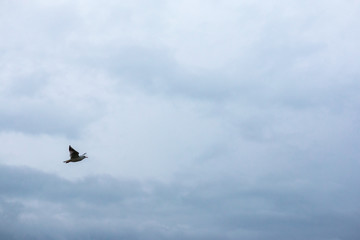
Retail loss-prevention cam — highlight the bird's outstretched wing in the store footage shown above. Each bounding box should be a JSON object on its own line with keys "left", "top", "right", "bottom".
{"left": 69, "top": 145, "right": 79, "bottom": 159}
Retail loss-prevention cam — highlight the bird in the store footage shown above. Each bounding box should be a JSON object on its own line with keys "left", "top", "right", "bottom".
{"left": 64, "top": 145, "right": 88, "bottom": 164}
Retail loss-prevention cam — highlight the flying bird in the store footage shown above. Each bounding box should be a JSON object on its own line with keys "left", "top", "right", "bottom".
{"left": 64, "top": 145, "right": 87, "bottom": 164}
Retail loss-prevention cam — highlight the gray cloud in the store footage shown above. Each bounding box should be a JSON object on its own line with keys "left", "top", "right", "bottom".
{"left": 1, "top": 0, "right": 360, "bottom": 239}
{"left": 1, "top": 164, "right": 359, "bottom": 240}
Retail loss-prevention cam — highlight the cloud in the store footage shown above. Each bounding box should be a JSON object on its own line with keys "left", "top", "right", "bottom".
{"left": 1, "top": 164, "right": 360, "bottom": 240}
{"left": 1, "top": 1, "right": 360, "bottom": 239}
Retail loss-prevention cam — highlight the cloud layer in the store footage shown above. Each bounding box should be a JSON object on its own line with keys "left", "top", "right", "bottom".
{"left": 1, "top": 0, "right": 360, "bottom": 239}
{"left": 1, "top": 164, "right": 359, "bottom": 240}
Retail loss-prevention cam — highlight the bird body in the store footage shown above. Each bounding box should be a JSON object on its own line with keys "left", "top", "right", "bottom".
{"left": 64, "top": 145, "right": 87, "bottom": 163}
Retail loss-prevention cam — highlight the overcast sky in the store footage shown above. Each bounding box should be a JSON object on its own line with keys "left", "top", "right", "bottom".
{"left": 1, "top": 0, "right": 360, "bottom": 239}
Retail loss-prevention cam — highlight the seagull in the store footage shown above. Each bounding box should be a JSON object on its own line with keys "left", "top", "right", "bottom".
{"left": 64, "top": 145, "right": 88, "bottom": 164}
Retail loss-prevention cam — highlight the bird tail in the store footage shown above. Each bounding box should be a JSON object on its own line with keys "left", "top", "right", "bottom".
{"left": 64, "top": 160, "right": 69, "bottom": 163}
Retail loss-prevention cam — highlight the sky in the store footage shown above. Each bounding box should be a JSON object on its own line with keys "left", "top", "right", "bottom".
{"left": 1, "top": 0, "right": 360, "bottom": 239}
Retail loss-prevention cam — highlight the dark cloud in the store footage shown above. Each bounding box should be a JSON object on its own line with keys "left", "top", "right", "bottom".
{"left": 1, "top": 164, "right": 359, "bottom": 240}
